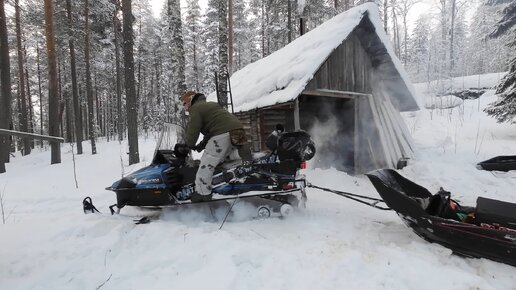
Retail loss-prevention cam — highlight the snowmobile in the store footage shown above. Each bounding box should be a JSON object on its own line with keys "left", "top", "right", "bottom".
{"left": 106, "top": 124, "right": 315, "bottom": 218}
{"left": 477, "top": 155, "right": 516, "bottom": 172}
{"left": 366, "top": 169, "right": 516, "bottom": 267}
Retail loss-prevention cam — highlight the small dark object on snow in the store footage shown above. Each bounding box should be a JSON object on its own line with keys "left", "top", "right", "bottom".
{"left": 477, "top": 155, "right": 516, "bottom": 172}
{"left": 134, "top": 216, "right": 152, "bottom": 224}
{"left": 83, "top": 197, "right": 100, "bottom": 214}
{"left": 366, "top": 169, "right": 516, "bottom": 267}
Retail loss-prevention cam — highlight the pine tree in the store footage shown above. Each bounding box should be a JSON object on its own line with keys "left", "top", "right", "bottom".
{"left": 15, "top": 0, "right": 31, "bottom": 155}
{"left": 184, "top": 0, "right": 202, "bottom": 91}
{"left": 407, "top": 15, "right": 430, "bottom": 82}
{"left": 232, "top": 0, "right": 256, "bottom": 71}
{"left": 122, "top": 0, "right": 140, "bottom": 164}
{"left": 484, "top": 0, "right": 516, "bottom": 123}
{"left": 200, "top": 0, "right": 220, "bottom": 93}
{"left": 0, "top": 0, "right": 12, "bottom": 173}
{"left": 66, "top": 0, "right": 83, "bottom": 154}
{"left": 84, "top": 0, "right": 97, "bottom": 154}
{"left": 167, "top": 0, "right": 187, "bottom": 97}
{"left": 217, "top": 0, "right": 229, "bottom": 106}
{"left": 44, "top": 0, "right": 62, "bottom": 164}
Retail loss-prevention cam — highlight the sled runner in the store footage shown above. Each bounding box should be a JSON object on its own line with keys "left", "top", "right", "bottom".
{"left": 477, "top": 155, "right": 516, "bottom": 172}
{"left": 366, "top": 169, "right": 516, "bottom": 267}
{"left": 106, "top": 124, "right": 315, "bottom": 218}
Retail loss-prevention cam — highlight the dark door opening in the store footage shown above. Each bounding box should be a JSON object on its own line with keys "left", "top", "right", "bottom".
{"left": 298, "top": 94, "right": 355, "bottom": 172}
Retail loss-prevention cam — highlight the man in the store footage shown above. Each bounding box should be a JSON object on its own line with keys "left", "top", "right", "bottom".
{"left": 265, "top": 124, "right": 284, "bottom": 152}
{"left": 179, "top": 91, "right": 251, "bottom": 202}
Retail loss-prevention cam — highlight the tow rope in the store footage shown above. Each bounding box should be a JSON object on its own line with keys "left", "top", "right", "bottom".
{"left": 307, "top": 183, "right": 391, "bottom": 211}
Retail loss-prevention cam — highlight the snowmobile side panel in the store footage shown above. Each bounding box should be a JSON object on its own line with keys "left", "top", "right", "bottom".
{"left": 114, "top": 187, "right": 176, "bottom": 207}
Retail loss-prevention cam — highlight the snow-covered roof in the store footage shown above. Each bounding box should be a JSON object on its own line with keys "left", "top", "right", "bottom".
{"left": 208, "top": 3, "right": 421, "bottom": 112}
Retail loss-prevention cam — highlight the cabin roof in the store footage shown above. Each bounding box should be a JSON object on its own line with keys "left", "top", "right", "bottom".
{"left": 208, "top": 3, "right": 421, "bottom": 113}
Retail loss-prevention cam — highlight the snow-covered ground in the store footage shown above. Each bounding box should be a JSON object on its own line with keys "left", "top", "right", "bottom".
{"left": 2, "top": 77, "right": 516, "bottom": 289}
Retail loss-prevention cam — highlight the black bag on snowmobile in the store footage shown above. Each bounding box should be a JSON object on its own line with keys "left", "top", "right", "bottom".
{"left": 277, "top": 131, "right": 315, "bottom": 162}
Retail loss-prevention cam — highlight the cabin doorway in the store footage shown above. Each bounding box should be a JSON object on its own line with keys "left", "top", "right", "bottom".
{"left": 298, "top": 93, "right": 356, "bottom": 172}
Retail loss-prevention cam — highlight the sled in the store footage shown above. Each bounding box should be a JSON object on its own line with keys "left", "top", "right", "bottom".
{"left": 366, "top": 169, "right": 516, "bottom": 267}
{"left": 477, "top": 155, "right": 516, "bottom": 172}
{"left": 106, "top": 124, "right": 315, "bottom": 218}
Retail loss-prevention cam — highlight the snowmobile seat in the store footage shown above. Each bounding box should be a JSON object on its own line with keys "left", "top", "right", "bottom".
{"left": 476, "top": 197, "right": 516, "bottom": 229}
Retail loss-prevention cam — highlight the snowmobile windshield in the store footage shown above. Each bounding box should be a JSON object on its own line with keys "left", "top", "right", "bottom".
{"left": 154, "top": 123, "right": 185, "bottom": 152}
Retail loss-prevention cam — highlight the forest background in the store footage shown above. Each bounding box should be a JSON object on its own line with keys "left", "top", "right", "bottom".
{"left": 0, "top": 0, "right": 514, "bottom": 173}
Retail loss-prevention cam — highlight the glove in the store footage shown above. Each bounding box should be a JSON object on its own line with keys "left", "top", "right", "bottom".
{"left": 174, "top": 143, "right": 190, "bottom": 158}
{"left": 194, "top": 136, "right": 210, "bottom": 152}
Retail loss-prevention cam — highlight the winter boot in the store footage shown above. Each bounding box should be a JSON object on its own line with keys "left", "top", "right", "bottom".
{"left": 190, "top": 191, "right": 213, "bottom": 203}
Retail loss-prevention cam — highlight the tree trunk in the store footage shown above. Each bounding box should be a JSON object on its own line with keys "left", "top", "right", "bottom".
{"left": 383, "top": 0, "right": 388, "bottom": 33}
{"left": 122, "top": 0, "right": 139, "bottom": 165}
{"left": 23, "top": 45, "right": 35, "bottom": 149}
{"left": 218, "top": 0, "right": 229, "bottom": 106}
{"left": 228, "top": 0, "right": 233, "bottom": 75}
{"left": 113, "top": 3, "right": 123, "bottom": 142}
{"left": 36, "top": 41, "right": 44, "bottom": 148}
{"left": 66, "top": 0, "right": 83, "bottom": 154}
{"left": 94, "top": 75, "right": 102, "bottom": 136}
{"left": 449, "top": 0, "right": 456, "bottom": 72}
{"left": 287, "top": 0, "right": 292, "bottom": 43}
{"left": 44, "top": 0, "right": 62, "bottom": 164}
{"left": 84, "top": 0, "right": 96, "bottom": 154}
{"left": 0, "top": 0, "right": 12, "bottom": 173}
{"left": 58, "top": 59, "right": 64, "bottom": 139}
{"left": 15, "top": 0, "right": 31, "bottom": 155}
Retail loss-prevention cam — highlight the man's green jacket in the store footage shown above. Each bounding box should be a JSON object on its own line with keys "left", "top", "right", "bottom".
{"left": 185, "top": 95, "right": 243, "bottom": 147}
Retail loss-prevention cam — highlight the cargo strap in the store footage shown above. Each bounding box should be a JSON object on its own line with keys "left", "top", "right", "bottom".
{"left": 307, "top": 183, "right": 391, "bottom": 211}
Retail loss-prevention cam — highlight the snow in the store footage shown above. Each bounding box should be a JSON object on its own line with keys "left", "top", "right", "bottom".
{"left": 414, "top": 72, "right": 507, "bottom": 95}
{"left": 207, "top": 3, "right": 420, "bottom": 112}
{"left": 2, "top": 81, "right": 516, "bottom": 289}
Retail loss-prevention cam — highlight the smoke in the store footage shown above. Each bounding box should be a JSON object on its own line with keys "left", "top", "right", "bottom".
{"left": 306, "top": 102, "right": 355, "bottom": 171}
{"left": 160, "top": 200, "right": 261, "bottom": 224}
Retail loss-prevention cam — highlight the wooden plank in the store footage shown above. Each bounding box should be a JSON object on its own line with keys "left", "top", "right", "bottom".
{"left": 367, "top": 95, "right": 395, "bottom": 168}
{"left": 302, "top": 89, "right": 369, "bottom": 99}
{"left": 374, "top": 96, "right": 403, "bottom": 161}
{"left": 375, "top": 98, "right": 403, "bottom": 159}
{"left": 354, "top": 98, "right": 359, "bottom": 173}
{"left": 384, "top": 98, "right": 415, "bottom": 156}
{"left": 0, "top": 129, "right": 64, "bottom": 143}
{"left": 383, "top": 103, "right": 413, "bottom": 158}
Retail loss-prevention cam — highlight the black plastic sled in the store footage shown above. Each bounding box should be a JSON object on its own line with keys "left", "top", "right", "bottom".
{"left": 106, "top": 124, "right": 315, "bottom": 218}
{"left": 366, "top": 169, "right": 516, "bottom": 267}
{"left": 477, "top": 155, "right": 516, "bottom": 172}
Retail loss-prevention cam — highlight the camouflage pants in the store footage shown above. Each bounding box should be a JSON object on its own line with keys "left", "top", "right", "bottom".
{"left": 196, "top": 132, "right": 237, "bottom": 195}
